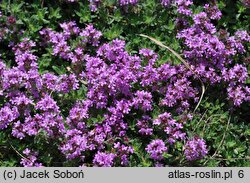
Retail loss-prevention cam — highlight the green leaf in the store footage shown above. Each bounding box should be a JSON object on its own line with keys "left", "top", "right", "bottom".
{"left": 49, "top": 7, "right": 62, "bottom": 19}
{"left": 103, "top": 24, "right": 123, "bottom": 40}
{"left": 52, "top": 66, "right": 66, "bottom": 75}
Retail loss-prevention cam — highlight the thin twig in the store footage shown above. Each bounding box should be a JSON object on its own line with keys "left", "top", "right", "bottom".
{"left": 40, "top": 0, "right": 44, "bottom": 8}
{"left": 49, "top": 90, "right": 54, "bottom": 97}
{"left": 139, "top": 34, "right": 205, "bottom": 112}
{"left": 9, "top": 143, "right": 30, "bottom": 162}
{"left": 192, "top": 109, "right": 208, "bottom": 132}
{"left": 203, "top": 115, "right": 231, "bottom": 165}
{"left": 202, "top": 114, "right": 223, "bottom": 133}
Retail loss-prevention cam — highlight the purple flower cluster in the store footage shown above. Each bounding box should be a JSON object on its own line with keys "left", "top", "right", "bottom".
{"left": 119, "top": 0, "right": 138, "bottom": 6}
{"left": 160, "top": 0, "right": 172, "bottom": 7}
{"left": 93, "top": 152, "right": 116, "bottom": 167}
{"left": 204, "top": 4, "right": 222, "bottom": 20}
{"left": 136, "top": 115, "right": 153, "bottom": 136}
{"left": 146, "top": 139, "right": 168, "bottom": 161}
{"left": 0, "top": 37, "right": 64, "bottom": 140}
{"left": 88, "top": 0, "right": 101, "bottom": 12}
{"left": 153, "top": 112, "right": 186, "bottom": 144}
{"left": 65, "top": 0, "right": 139, "bottom": 11}
{"left": 41, "top": 73, "right": 79, "bottom": 93}
{"left": 177, "top": 3, "right": 250, "bottom": 106}
{"left": 60, "top": 129, "right": 88, "bottom": 160}
{"left": 113, "top": 142, "right": 134, "bottom": 166}
{"left": 64, "top": 0, "right": 176, "bottom": 10}
{"left": 132, "top": 91, "right": 153, "bottom": 111}
{"left": 184, "top": 137, "right": 208, "bottom": 161}
{"left": 66, "top": 100, "right": 92, "bottom": 130}
{"left": 0, "top": 105, "right": 19, "bottom": 129}
{"left": 40, "top": 22, "right": 102, "bottom": 62}
{"left": 20, "top": 148, "right": 43, "bottom": 167}
{"left": 176, "top": 0, "right": 193, "bottom": 16}
{"left": 241, "top": 0, "right": 250, "bottom": 7}
{"left": 37, "top": 23, "right": 203, "bottom": 165}
{"left": 0, "top": 12, "right": 17, "bottom": 41}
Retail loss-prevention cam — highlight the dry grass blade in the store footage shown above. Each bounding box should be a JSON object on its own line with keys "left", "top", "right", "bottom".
{"left": 192, "top": 109, "right": 208, "bottom": 133}
{"left": 203, "top": 115, "right": 231, "bottom": 165}
{"left": 139, "top": 34, "right": 205, "bottom": 112}
{"left": 9, "top": 143, "right": 31, "bottom": 162}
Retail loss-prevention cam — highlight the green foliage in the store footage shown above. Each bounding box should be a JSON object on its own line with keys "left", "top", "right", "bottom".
{"left": 188, "top": 98, "right": 250, "bottom": 166}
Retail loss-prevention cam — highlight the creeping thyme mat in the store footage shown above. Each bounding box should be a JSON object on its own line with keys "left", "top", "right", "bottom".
{"left": 0, "top": 0, "right": 249, "bottom": 167}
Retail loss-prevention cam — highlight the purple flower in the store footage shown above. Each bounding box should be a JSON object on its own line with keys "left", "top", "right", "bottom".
{"left": 153, "top": 112, "right": 186, "bottom": 144}
{"left": 88, "top": 0, "right": 101, "bottom": 12}
{"left": 204, "top": 4, "right": 222, "bottom": 20}
{"left": 139, "top": 48, "right": 158, "bottom": 65}
{"left": 2, "top": 67, "right": 26, "bottom": 90}
{"left": 0, "top": 106, "right": 19, "bottom": 129}
{"left": 113, "top": 142, "right": 133, "bottom": 166}
{"left": 227, "top": 86, "right": 249, "bottom": 106}
{"left": 60, "top": 21, "right": 80, "bottom": 36}
{"left": 140, "top": 65, "right": 159, "bottom": 87}
{"left": 176, "top": 2, "right": 249, "bottom": 106}
{"left": 20, "top": 148, "right": 43, "bottom": 167}
{"left": 35, "top": 95, "right": 59, "bottom": 113}
{"left": 241, "top": 0, "right": 250, "bottom": 7}
{"left": 42, "top": 73, "right": 58, "bottom": 91}
{"left": 57, "top": 74, "right": 79, "bottom": 93}
{"left": 115, "top": 99, "right": 132, "bottom": 114}
{"left": 222, "top": 64, "right": 248, "bottom": 83}
{"left": 10, "top": 94, "right": 34, "bottom": 107}
{"left": 184, "top": 136, "right": 208, "bottom": 161}
{"left": 80, "top": 24, "right": 102, "bottom": 46}
{"left": 161, "top": 77, "right": 198, "bottom": 109}
{"left": 60, "top": 129, "right": 88, "bottom": 160}
{"left": 12, "top": 121, "right": 25, "bottom": 139}
{"left": 146, "top": 139, "right": 168, "bottom": 161}
{"left": 66, "top": 100, "right": 92, "bottom": 129}
{"left": 234, "top": 30, "right": 250, "bottom": 42}
{"left": 0, "top": 8, "right": 249, "bottom": 167}
{"left": 136, "top": 115, "right": 153, "bottom": 136}
{"left": 176, "top": 0, "right": 193, "bottom": 16}
{"left": 132, "top": 90, "right": 153, "bottom": 111}
{"left": 160, "top": 0, "right": 172, "bottom": 7}
{"left": 93, "top": 152, "right": 116, "bottom": 167}
{"left": 119, "top": 0, "right": 138, "bottom": 6}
